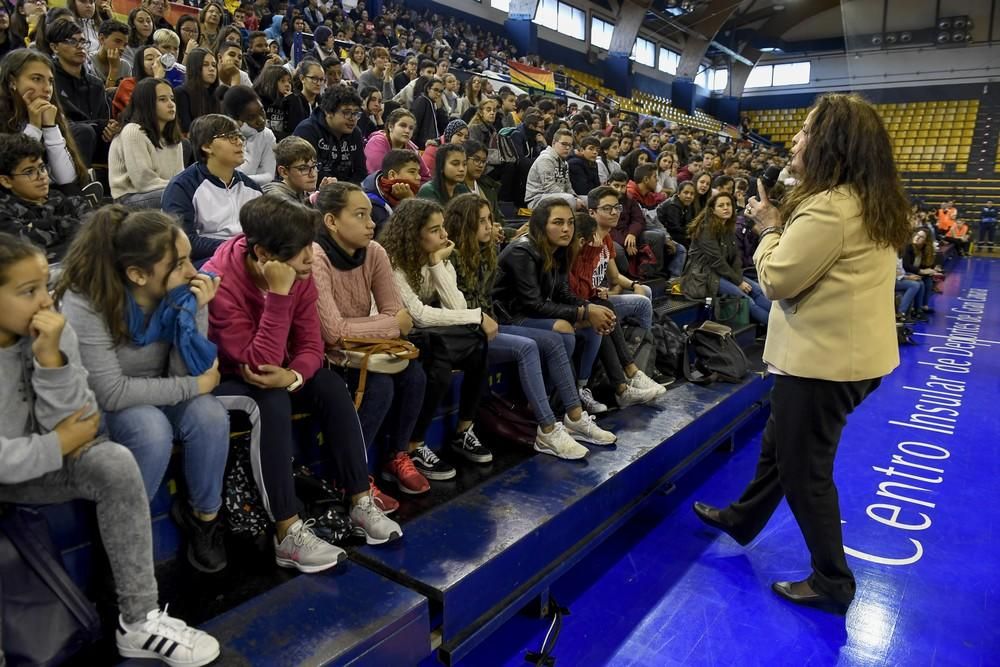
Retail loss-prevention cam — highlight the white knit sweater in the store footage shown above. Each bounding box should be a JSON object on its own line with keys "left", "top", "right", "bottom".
{"left": 108, "top": 123, "right": 184, "bottom": 200}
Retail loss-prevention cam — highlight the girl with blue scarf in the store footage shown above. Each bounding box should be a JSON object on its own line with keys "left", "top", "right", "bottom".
{"left": 56, "top": 206, "right": 231, "bottom": 574}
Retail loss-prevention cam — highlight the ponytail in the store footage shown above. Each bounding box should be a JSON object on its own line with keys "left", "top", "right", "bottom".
{"left": 54, "top": 205, "right": 181, "bottom": 345}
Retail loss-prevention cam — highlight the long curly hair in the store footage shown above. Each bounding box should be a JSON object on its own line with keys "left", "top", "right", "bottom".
{"left": 911, "top": 228, "right": 936, "bottom": 266}
{"left": 781, "top": 93, "right": 911, "bottom": 249}
{"left": 443, "top": 193, "right": 496, "bottom": 285}
{"left": 380, "top": 197, "right": 444, "bottom": 293}
{"left": 687, "top": 192, "right": 736, "bottom": 242}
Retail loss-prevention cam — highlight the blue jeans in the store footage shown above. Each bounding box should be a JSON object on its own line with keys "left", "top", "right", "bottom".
{"left": 491, "top": 326, "right": 582, "bottom": 426}
{"left": 610, "top": 292, "right": 652, "bottom": 329}
{"left": 895, "top": 279, "right": 924, "bottom": 314}
{"left": 667, "top": 242, "right": 687, "bottom": 278}
{"left": 105, "top": 395, "right": 229, "bottom": 514}
{"left": 512, "top": 316, "right": 594, "bottom": 383}
{"left": 719, "top": 277, "right": 772, "bottom": 325}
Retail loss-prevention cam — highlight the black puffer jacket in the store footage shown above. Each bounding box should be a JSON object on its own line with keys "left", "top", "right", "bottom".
{"left": 657, "top": 194, "right": 695, "bottom": 247}
{"left": 491, "top": 236, "right": 584, "bottom": 324}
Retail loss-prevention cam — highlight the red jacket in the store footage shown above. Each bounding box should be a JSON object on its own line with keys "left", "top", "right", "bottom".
{"left": 626, "top": 180, "right": 666, "bottom": 209}
{"left": 202, "top": 235, "right": 324, "bottom": 381}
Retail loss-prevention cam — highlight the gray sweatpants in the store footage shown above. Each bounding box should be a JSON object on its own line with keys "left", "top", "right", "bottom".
{"left": 0, "top": 440, "right": 158, "bottom": 623}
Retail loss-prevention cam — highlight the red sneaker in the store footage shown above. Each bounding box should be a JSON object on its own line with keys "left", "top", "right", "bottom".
{"left": 381, "top": 452, "right": 430, "bottom": 495}
{"left": 368, "top": 476, "right": 400, "bottom": 514}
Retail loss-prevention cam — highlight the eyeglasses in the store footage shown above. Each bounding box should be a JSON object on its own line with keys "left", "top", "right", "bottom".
{"left": 290, "top": 162, "right": 318, "bottom": 175}
{"left": 61, "top": 38, "right": 88, "bottom": 49}
{"left": 468, "top": 156, "right": 486, "bottom": 166}
{"left": 429, "top": 87, "right": 443, "bottom": 94}
{"left": 303, "top": 75, "right": 325, "bottom": 83}
{"left": 11, "top": 164, "right": 48, "bottom": 180}
{"left": 338, "top": 109, "right": 363, "bottom": 119}
{"left": 596, "top": 204, "right": 623, "bottom": 214}
{"left": 212, "top": 131, "right": 245, "bottom": 145}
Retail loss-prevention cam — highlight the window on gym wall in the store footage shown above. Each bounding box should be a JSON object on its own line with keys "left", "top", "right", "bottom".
{"left": 696, "top": 69, "right": 709, "bottom": 89}
{"left": 746, "top": 61, "right": 811, "bottom": 88}
{"left": 491, "top": 0, "right": 510, "bottom": 11}
{"left": 658, "top": 48, "right": 680, "bottom": 74}
{"left": 533, "top": 0, "right": 586, "bottom": 40}
{"left": 591, "top": 16, "right": 614, "bottom": 50}
{"left": 711, "top": 68, "right": 729, "bottom": 91}
{"left": 631, "top": 37, "right": 655, "bottom": 67}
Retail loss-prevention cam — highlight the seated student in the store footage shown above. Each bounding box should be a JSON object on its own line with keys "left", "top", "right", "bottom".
{"left": 626, "top": 163, "right": 666, "bottom": 212}
{"left": 568, "top": 136, "right": 601, "bottom": 197}
{"left": 294, "top": 85, "right": 367, "bottom": 184}
{"left": 362, "top": 148, "right": 421, "bottom": 235}
{"left": 0, "top": 50, "right": 90, "bottom": 187}
{"left": 245, "top": 30, "right": 279, "bottom": 83}
{"left": 604, "top": 169, "right": 647, "bottom": 277}
{"left": 90, "top": 19, "right": 132, "bottom": 86}
{"left": 163, "top": 114, "right": 263, "bottom": 262}
{"left": 935, "top": 200, "right": 957, "bottom": 238}
{"left": 254, "top": 64, "right": 294, "bottom": 140}
{"left": 174, "top": 48, "right": 222, "bottom": 134}
{"left": 656, "top": 179, "right": 696, "bottom": 248}
{"left": 942, "top": 216, "right": 971, "bottom": 256}
{"left": 284, "top": 59, "right": 324, "bottom": 135}
{"left": 610, "top": 172, "right": 685, "bottom": 279}
{"left": 584, "top": 186, "right": 654, "bottom": 330}
{"left": 122, "top": 6, "right": 155, "bottom": 65}
{"left": 492, "top": 200, "right": 661, "bottom": 416}
{"left": 525, "top": 128, "right": 586, "bottom": 211}
{"left": 206, "top": 196, "right": 401, "bottom": 568}
{"left": 380, "top": 198, "right": 493, "bottom": 471}
{"left": 681, "top": 191, "right": 771, "bottom": 326}
{"left": 363, "top": 108, "right": 431, "bottom": 183}
{"left": 110, "top": 44, "right": 167, "bottom": 119}
{"left": 222, "top": 85, "right": 277, "bottom": 187}
{"left": 358, "top": 46, "right": 396, "bottom": 99}
{"left": 391, "top": 58, "right": 437, "bottom": 109}
{"left": 312, "top": 183, "right": 430, "bottom": 495}
{"left": 410, "top": 75, "right": 449, "bottom": 150}
{"left": 109, "top": 77, "right": 183, "bottom": 209}
{"left": 215, "top": 41, "right": 252, "bottom": 89}
{"left": 0, "top": 134, "right": 89, "bottom": 264}
{"left": 902, "top": 228, "right": 940, "bottom": 313}
{"left": 895, "top": 257, "right": 926, "bottom": 323}
{"left": 417, "top": 144, "right": 470, "bottom": 206}
{"left": 48, "top": 18, "right": 121, "bottom": 167}
{"left": 461, "top": 139, "right": 505, "bottom": 228}
{"left": 263, "top": 136, "right": 318, "bottom": 205}
{"left": 0, "top": 233, "right": 221, "bottom": 666}
{"left": 57, "top": 207, "right": 230, "bottom": 573}
{"left": 444, "top": 193, "right": 615, "bottom": 460}
{"left": 418, "top": 118, "right": 466, "bottom": 181}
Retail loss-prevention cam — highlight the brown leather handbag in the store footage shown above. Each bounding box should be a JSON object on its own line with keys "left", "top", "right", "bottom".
{"left": 328, "top": 338, "right": 420, "bottom": 408}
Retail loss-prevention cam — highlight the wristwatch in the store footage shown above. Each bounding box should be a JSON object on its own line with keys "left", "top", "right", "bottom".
{"left": 286, "top": 369, "right": 304, "bottom": 392}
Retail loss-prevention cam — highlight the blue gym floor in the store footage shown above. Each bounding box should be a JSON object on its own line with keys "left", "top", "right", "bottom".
{"left": 445, "top": 257, "right": 1000, "bottom": 667}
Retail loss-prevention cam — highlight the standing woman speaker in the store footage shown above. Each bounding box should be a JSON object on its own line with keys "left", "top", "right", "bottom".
{"left": 692, "top": 93, "right": 912, "bottom": 614}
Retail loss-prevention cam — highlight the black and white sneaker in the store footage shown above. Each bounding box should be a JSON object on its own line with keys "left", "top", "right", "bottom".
{"left": 409, "top": 445, "right": 457, "bottom": 480}
{"left": 450, "top": 426, "right": 493, "bottom": 463}
{"left": 116, "top": 607, "right": 220, "bottom": 667}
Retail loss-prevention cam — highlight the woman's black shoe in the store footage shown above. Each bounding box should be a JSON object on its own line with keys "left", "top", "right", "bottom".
{"left": 171, "top": 500, "right": 228, "bottom": 573}
{"left": 771, "top": 580, "right": 850, "bottom": 615}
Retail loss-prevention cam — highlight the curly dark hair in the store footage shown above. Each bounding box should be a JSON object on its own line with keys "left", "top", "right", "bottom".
{"left": 443, "top": 192, "right": 495, "bottom": 286}
{"left": 380, "top": 197, "right": 444, "bottom": 293}
{"left": 781, "top": 93, "right": 911, "bottom": 249}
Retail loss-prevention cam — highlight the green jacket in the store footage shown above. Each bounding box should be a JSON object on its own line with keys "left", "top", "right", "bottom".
{"left": 416, "top": 181, "right": 471, "bottom": 206}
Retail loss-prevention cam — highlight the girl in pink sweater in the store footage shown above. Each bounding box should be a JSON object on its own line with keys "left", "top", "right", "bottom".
{"left": 363, "top": 108, "right": 431, "bottom": 183}
{"left": 312, "top": 183, "right": 434, "bottom": 496}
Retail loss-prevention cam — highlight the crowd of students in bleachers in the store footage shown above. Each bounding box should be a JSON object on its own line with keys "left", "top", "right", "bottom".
{"left": 0, "top": 1, "right": 917, "bottom": 665}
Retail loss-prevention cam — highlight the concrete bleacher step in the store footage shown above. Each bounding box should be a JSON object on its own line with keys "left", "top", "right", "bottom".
{"left": 350, "top": 371, "right": 773, "bottom": 665}
{"left": 119, "top": 568, "right": 430, "bottom": 667}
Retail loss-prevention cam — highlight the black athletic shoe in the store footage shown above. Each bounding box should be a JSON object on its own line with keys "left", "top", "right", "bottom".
{"left": 409, "top": 445, "right": 457, "bottom": 480}
{"left": 171, "top": 500, "right": 227, "bottom": 573}
{"left": 450, "top": 426, "right": 493, "bottom": 464}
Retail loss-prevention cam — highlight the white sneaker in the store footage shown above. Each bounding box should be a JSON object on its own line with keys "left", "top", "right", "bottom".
{"left": 274, "top": 519, "right": 346, "bottom": 573}
{"left": 564, "top": 411, "right": 617, "bottom": 445}
{"left": 534, "top": 423, "right": 589, "bottom": 460}
{"left": 615, "top": 383, "right": 661, "bottom": 408}
{"left": 116, "top": 607, "right": 220, "bottom": 667}
{"left": 629, "top": 369, "right": 668, "bottom": 396}
{"left": 579, "top": 387, "right": 608, "bottom": 414}
{"left": 350, "top": 494, "right": 403, "bottom": 545}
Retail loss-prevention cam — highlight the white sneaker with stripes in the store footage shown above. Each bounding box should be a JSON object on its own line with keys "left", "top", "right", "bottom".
{"left": 116, "top": 607, "right": 220, "bottom": 666}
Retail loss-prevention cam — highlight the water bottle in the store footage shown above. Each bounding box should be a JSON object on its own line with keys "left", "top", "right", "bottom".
{"left": 699, "top": 297, "right": 713, "bottom": 324}
{"left": 160, "top": 53, "right": 186, "bottom": 88}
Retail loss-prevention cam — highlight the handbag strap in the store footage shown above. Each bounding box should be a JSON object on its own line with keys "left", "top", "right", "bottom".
{"left": 335, "top": 338, "right": 419, "bottom": 409}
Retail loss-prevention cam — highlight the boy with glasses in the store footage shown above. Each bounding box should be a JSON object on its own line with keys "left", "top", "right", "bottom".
{"left": 525, "top": 128, "right": 585, "bottom": 211}
{"left": 293, "top": 86, "right": 367, "bottom": 185}
{"left": 263, "top": 136, "right": 318, "bottom": 205}
{"left": 0, "top": 134, "right": 90, "bottom": 264}
{"left": 163, "top": 114, "right": 263, "bottom": 261}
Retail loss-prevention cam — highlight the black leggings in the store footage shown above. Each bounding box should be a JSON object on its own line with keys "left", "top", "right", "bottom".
{"left": 215, "top": 368, "right": 369, "bottom": 523}
{"left": 412, "top": 335, "right": 489, "bottom": 443}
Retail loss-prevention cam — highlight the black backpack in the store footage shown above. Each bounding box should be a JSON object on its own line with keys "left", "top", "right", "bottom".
{"left": 650, "top": 309, "right": 687, "bottom": 379}
{"left": 683, "top": 321, "right": 750, "bottom": 384}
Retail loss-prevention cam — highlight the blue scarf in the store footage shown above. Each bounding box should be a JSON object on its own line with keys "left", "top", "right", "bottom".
{"left": 126, "top": 278, "right": 218, "bottom": 376}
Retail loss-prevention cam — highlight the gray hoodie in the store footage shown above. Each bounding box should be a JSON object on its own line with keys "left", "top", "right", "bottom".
{"left": 0, "top": 325, "right": 98, "bottom": 484}
{"left": 525, "top": 146, "right": 572, "bottom": 208}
